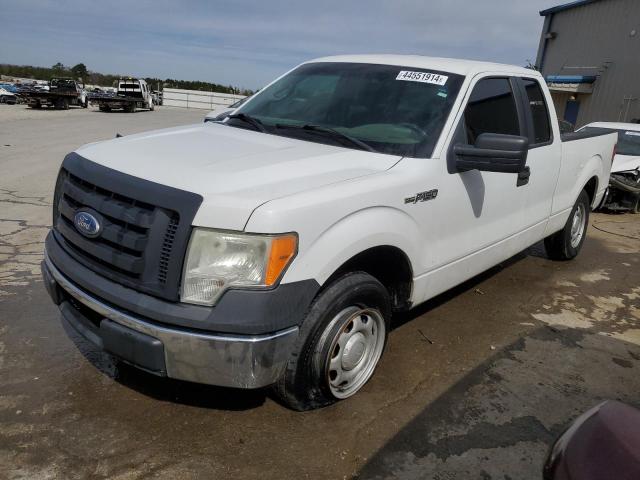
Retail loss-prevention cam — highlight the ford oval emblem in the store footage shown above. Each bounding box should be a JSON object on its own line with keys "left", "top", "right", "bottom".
{"left": 74, "top": 210, "right": 102, "bottom": 238}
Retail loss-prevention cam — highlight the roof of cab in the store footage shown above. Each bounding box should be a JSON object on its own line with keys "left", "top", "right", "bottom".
{"left": 307, "top": 54, "right": 539, "bottom": 77}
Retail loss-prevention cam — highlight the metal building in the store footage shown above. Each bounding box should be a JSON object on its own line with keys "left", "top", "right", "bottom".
{"left": 536, "top": 0, "right": 640, "bottom": 128}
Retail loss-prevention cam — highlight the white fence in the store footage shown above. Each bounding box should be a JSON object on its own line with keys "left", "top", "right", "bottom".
{"left": 162, "top": 88, "right": 245, "bottom": 110}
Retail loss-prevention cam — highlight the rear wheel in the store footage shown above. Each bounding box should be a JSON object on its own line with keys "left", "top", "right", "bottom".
{"left": 99, "top": 105, "right": 111, "bottom": 112}
{"left": 274, "top": 272, "right": 391, "bottom": 411}
{"left": 545, "top": 190, "right": 590, "bottom": 260}
{"left": 56, "top": 98, "right": 69, "bottom": 110}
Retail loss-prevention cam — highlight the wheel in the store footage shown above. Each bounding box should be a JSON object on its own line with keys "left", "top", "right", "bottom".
{"left": 149, "top": 101, "right": 155, "bottom": 111}
{"left": 631, "top": 195, "right": 640, "bottom": 214}
{"left": 99, "top": 105, "right": 110, "bottom": 112}
{"left": 82, "top": 98, "right": 88, "bottom": 108}
{"left": 274, "top": 272, "right": 391, "bottom": 411}
{"left": 544, "top": 190, "right": 590, "bottom": 260}
{"left": 56, "top": 98, "right": 69, "bottom": 110}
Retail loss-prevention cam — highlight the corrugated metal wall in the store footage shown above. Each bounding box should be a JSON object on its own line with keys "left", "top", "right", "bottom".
{"left": 163, "top": 88, "right": 245, "bottom": 110}
{"left": 538, "top": 0, "right": 640, "bottom": 127}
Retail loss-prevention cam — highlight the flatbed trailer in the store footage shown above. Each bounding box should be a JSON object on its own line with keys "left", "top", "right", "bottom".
{"left": 88, "top": 78, "right": 155, "bottom": 113}
{"left": 21, "top": 79, "right": 88, "bottom": 109}
{"left": 88, "top": 92, "right": 154, "bottom": 113}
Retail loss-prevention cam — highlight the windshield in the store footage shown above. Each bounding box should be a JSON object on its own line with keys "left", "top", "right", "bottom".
{"left": 234, "top": 62, "right": 464, "bottom": 157}
{"left": 582, "top": 127, "right": 640, "bottom": 156}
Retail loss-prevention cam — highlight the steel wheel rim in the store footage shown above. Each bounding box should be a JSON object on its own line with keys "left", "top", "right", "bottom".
{"left": 325, "top": 306, "right": 385, "bottom": 399}
{"left": 570, "top": 203, "right": 586, "bottom": 248}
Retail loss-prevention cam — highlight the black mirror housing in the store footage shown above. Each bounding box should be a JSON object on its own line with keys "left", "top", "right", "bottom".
{"left": 454, "top": 133, "right": 528, "bottom": 174}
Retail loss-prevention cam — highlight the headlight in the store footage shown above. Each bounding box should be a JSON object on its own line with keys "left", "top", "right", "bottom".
{"left": 180, "top": 229, "right": 298, "bottom": 306}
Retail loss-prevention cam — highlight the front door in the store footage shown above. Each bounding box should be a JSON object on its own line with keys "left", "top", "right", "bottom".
{"left": 410, "top": 75, "right": 529, "bottom": 303}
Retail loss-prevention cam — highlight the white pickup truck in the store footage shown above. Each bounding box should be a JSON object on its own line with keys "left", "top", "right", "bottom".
{"left": 42, "top": 55, "right": 616, "bottom": 410}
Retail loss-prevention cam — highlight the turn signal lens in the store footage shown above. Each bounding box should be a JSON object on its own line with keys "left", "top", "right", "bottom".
{"left": 266, "top": 235, "right": 297, "bottom": 286}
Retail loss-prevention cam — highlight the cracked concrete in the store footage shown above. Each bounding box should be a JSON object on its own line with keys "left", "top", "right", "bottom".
{"left": 1, "top": 105, "right": 640, "bottom": 480}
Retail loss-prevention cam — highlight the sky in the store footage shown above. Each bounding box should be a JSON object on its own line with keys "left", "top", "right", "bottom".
{"left": 0, "top": 0, "right": 562, "bottom": 90}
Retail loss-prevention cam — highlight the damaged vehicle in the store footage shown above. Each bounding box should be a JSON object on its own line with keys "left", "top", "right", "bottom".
{"left": 41, "top": 55, "right": 617, "bottom": 410}
{"left": 579, "top": 122, "right": 640, "bottom": 213}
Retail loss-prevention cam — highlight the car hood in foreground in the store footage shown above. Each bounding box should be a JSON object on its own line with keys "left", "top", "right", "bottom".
{"left": 75, "top": 123, "right": 400, "bottom": 230}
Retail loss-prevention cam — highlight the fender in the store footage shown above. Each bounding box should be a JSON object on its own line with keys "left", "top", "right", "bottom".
{"left": 546, "top": 154, "right": 603, "bottom": 236}
{"left": 282, "top": 206, "right": 422, "bottom": 286}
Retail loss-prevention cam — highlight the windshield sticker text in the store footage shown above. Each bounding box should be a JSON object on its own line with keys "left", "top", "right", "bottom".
{"left": 396, "top": 71, "right": 448, "bottom": 86}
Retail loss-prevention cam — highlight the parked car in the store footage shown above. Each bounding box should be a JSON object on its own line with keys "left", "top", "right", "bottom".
{"left": 0, "top": 87, "right": 17, "bottom": 104}
{"left": 544, "top": 400, "right": 640, "bottom": 480}
{"left": 578, "top": 122, "right": 640, "bottom": 213}
{"left": 204, "top": 96, "right": 249, "bottom": 122}
{"left": 41, "top": 55, "right": 616, "bottom": 410}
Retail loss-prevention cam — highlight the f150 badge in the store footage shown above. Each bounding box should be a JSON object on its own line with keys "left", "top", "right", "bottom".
{"left": 405, "top": 189, "right": 438, "bottom": 204}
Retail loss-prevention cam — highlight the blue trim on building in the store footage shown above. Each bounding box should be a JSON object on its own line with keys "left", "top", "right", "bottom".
{"left": 540, "top": 0, "right": 601, "bottom": 16}
{"left": 545, "top": 75, "right": 597, "bottom": 84}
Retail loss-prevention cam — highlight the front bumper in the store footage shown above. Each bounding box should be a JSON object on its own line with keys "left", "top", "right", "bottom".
{"left": 42, "top": 252, "right": 299, "bottom": 388}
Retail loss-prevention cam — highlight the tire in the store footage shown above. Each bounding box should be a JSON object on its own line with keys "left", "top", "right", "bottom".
{"left": 274, "top": 272, "right": 391, "bottom": 411}
{"left": 631, "top": 195, "right": 640, "bottom": 214}
{"left": 56, "top": 98, "right": 69, "bottom": 110}
{"left": 544, "top": 189, "right": 590, "bottom": 260}
{"left": 99, "top": 105, "right": 111, "bottom": 112}
{"left": 82, "top": 98, "right": 88, "bottom": 108}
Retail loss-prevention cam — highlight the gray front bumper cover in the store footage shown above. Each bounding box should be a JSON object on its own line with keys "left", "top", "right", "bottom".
{"left": 44, "top": 252, "right": 298, "bottom": 388}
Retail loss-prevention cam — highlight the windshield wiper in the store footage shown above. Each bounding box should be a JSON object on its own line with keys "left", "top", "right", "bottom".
{"left": 227, "top": 113, "right": 266, "bottom": 132}
{"left": 275, "top": 123, "right": 378, "bottom": 153}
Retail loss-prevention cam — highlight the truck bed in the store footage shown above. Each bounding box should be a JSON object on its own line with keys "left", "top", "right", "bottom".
{"left": 88, "top": 92, "right": 141, "bottom": 104}
{"left": 561, "top": 128, "right": 613, "bottom": 142}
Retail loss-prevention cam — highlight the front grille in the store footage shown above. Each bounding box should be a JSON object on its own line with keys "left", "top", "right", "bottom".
{"left": 52, "top": 153, "right": 203, "bottom": 301}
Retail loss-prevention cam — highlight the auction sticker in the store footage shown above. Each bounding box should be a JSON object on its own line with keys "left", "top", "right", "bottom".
{"left": 624, "top": 131, "right": 640, "bottom": 136}
{"left": 396, "top": 71, "right": 448, "bottom": 85}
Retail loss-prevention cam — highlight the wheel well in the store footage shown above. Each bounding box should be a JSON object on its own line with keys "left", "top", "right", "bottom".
{"left": 325, "top": 246, "right": 413, "bottom": 311}
{"left": 584, "top": 176, "right": 598, "bottom": 205}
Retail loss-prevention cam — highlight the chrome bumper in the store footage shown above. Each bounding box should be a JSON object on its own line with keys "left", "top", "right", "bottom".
{"left": 44, "top": 253, "right": 298, "bottom": 388}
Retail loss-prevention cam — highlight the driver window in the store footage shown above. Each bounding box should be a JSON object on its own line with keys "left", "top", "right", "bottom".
{"left": 464, "top": 78, "right": 520, "bottom": 144}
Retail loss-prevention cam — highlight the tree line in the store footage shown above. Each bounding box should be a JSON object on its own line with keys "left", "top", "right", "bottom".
{"left": 0, "top": 62, "right": 253, "bottom": 95}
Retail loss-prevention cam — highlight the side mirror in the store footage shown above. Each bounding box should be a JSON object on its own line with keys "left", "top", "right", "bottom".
{"left": 454, "top": 133, "right": 528, "bottom": 174}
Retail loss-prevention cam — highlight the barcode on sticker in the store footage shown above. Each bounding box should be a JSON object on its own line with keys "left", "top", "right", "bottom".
{"left": 396, "top": 71, "right": 448, "bottom": 85}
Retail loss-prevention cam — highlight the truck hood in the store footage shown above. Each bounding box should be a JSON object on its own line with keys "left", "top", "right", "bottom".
{"left": 76, "top": 123, "right": 400, "bottom": 230}
{"left": 612, "top": 154, "right": 640, "bottom": 173}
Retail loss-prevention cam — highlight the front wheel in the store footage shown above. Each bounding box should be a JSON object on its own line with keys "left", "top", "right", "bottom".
{"left": 274, "top": 272, "right": 391, "bottom": 411}
{"left": 544, "top": 190, "right": 590, "bottom": 260}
